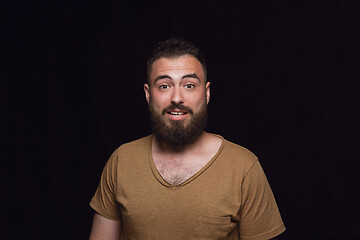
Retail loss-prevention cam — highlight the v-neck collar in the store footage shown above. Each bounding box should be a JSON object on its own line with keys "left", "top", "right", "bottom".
{"left": 148, "top": 134, "right": 225, "bottom": 188}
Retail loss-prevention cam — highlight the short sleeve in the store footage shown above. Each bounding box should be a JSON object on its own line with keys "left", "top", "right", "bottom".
{"left": 89, "top": 152, "right": 122, "bottom": 221}
{"left": 239, "top": 160, "right": 285, "bottom": 240}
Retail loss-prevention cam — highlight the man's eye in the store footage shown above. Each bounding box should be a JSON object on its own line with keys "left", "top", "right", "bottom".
{"left": 185, "top": 84, "right": 195, "bottom": 89}
{"left": 159, "top": 85, "right": 169, "bottom": 89}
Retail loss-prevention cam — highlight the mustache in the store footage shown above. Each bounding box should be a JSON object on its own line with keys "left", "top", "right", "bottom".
{"left": 162, "top": 104, "right": 193, "bottom": 115}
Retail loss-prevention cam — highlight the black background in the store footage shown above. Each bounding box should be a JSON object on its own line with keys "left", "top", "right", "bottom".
{"left": 2, "top": 0, "right": 359, "bottom": 239}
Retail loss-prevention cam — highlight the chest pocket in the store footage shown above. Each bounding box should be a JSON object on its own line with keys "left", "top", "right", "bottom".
{"left": 194, "top": 214, "right": 231, "bottom": 239}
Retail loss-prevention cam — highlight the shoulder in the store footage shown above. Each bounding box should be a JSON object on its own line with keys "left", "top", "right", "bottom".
{"left": 107, "top": 135, "right": 152, "bottom": 164}
{"left": 223, "top": 139, "right": 258, "bottom": 161}
{"left": 115, "top": 135, "right": 152, "bottom": 152}
{"left": 215, "top": 135, "right": 259, "bottom": 170}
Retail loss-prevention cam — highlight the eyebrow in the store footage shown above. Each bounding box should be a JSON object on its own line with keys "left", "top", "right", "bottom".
{"left": 182, "top": 73, "right": 200, "bottom": 80}
{"left": 154, "top": 75, "right": 171, "bottom": 83}
{"left": 154, "top": 73, "right": 200, "bottom": 83}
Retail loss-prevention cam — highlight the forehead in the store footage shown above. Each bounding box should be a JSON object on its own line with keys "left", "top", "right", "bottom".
{"left": 150, "top": 55, "right": 205, "bottom": 83}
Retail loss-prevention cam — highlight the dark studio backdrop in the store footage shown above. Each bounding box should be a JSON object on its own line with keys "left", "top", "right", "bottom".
{"left": 2, "top": 0, "right": 359, "bottom": 239}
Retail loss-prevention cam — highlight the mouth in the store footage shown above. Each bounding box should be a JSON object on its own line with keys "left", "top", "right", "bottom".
{"left": 161, "top": 104, "right": 193, "bottom": 121}
{"left": 168, "top": 111, "right": 187, "bottom": 116}
{"left": 165, "top": 109, "right": 189, "bottom": 121}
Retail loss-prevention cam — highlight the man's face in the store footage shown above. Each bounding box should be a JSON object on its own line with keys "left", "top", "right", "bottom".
{"left": 144, "top": 55, "right": 210, "bottom": 147}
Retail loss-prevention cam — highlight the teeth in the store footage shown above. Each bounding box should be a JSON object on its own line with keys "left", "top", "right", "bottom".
{"left": 170, "top": 112, "right": 184, "bottom": 115}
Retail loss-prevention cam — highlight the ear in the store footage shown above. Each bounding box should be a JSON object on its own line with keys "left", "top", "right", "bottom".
{"left": 144, "top": 83, "right": 150, "bottom": 104}
{"left": 205, "top": 81, "right": 211, "bottom": 104}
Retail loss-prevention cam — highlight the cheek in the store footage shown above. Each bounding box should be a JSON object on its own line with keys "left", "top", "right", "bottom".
{"left": 150, "top": 94, "right": 168, "bottom": 110}
{"left": 186, "top": 92, "right": 207, "bottom": 105}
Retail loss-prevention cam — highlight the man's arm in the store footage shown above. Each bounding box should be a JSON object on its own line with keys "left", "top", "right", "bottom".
{"left": 89, "top": 212, "right": 121, "bottom": 240}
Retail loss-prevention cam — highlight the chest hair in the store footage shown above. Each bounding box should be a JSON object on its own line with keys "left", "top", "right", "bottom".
{"left": 154, "top": 156, "right": 207, "bottom": 186}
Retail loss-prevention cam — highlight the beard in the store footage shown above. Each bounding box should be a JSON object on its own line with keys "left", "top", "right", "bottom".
{"left": 149, "top": 100, "right": 208, "bottom": 148}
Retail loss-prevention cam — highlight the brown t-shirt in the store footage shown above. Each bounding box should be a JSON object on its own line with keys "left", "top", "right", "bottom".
{"left": 90, "top": 135, "right": 285, "bottom": 239}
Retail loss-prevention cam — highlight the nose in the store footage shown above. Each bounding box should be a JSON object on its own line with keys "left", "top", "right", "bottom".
{"left": 170, "top": 86, "right": 184, "bottom": 105}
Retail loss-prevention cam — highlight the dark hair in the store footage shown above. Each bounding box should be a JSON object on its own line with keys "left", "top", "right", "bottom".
{"left": 146, "top": 38, "right": 207, "bottom": 83}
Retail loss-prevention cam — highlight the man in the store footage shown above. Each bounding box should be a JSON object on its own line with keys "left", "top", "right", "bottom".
{"left": 89, "top": 38, "right": 285, "bottom": 239}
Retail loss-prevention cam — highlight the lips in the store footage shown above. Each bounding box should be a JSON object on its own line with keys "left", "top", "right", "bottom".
{"left": 168, "top": 110, "right": 187, "bottom": 116}
{"left": 162, "top": 105, "right": 192, "bottom": 121}
{"left": 162, "top": 104, "right": 193, "bottom": 115}
{"left": 166, "top": 110, "right": 188, "bottom": 121}
{"left": 167, "top": 109, "right": 188, "bottom": 120}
